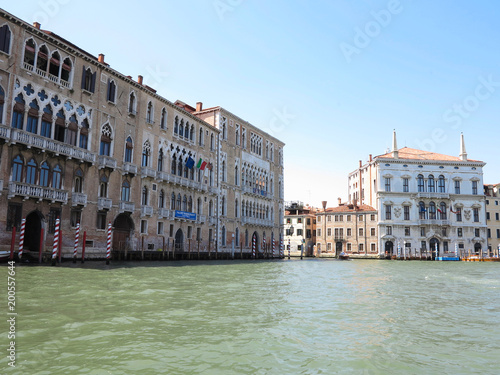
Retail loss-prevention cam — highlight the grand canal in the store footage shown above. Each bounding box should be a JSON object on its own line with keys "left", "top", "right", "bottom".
{"left": 2, "top": 259, "right": 500, "bottom": 374}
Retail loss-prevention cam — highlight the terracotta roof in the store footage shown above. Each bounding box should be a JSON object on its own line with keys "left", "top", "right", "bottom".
{"left": 376, "top": 147, "right": 482, "bottom": 163}
{"left": 318, "top": 204, "right": 376, "bottom": 213}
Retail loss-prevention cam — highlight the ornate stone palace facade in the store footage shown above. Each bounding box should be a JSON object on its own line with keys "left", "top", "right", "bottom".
{"left": 0, "top": 9, "right": 284, "bottom": 257}
{"left": 348, "top": 132, "right": 487, "bottom": 257}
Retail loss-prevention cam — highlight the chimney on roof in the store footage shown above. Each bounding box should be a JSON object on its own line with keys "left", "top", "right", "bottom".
{"left": 392, "top": 129, "right": 399, "bottom": 159}
{"left": 98, "top": 54, "right": 105, "bottom": 64}
{"left": 459, "top": 132, "right": 467, "bottom": 161}
{"left": 33, "top": 22, "right": 41, "bottom": 29}
{"left": 359, "top": 160, "right": 362, "bottom": 167}
{"left": 196, "top": 102, "right": 203, "bottom": 112}
{"left": 338, "top": 197, "right": 342, "bottom": 206}
{"left": 321, "top": 201, "right": 327, "bottom": 211}
{"left": 138, "top": 75, "right": 143, "bottom": 85}
{"left": 369, "top": 154, "right": 372, "bottom": 162}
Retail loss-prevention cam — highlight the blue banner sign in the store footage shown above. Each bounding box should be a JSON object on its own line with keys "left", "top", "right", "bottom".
{"left": 175, "top": 210, "right": 197, "bottom": 221}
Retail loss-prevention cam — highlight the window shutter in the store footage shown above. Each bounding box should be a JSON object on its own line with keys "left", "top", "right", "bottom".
{"left": 90, "top": 71, "right": 96, "bottom": 93}
{"left": 107, "top": 79, "right": 111, "bottom": 101}
{"left": 81, "top": 65, "right": 86, "bottom": 89}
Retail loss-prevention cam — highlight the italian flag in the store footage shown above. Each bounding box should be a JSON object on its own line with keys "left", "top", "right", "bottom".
{"left": 196, "top": 158, "right": 207, "bottom": 170}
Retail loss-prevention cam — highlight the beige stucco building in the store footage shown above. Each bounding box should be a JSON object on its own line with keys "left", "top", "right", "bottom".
{"left": 484, "top": 183, "right": 500, "bottom": 256}
{"left": 315, "top": 201, "right": 379, "bottom": 258}
{"left": 0, "top": 9, "right": 284, "bottom": 258}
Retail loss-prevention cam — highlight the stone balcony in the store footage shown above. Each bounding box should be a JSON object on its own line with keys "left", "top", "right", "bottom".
{"left": 141, "top": 205, "right": 153, "bottom": 217}
{"left": 158, "top": 208, "right": 173, "bottom": 219}
{"left": 119, "top": 201, "right": 135, "bottom": 213}
{"left": 122, "top": 162, "right": 138, "bottom": 175}
{"left": 71, "top": 192, "right": 88, "bottom": 207}
{"left": 197, "top": 215, "right": 206, "bottom": 224}
{"left": 98, "top": 155, "right": 117, "bottom": 169}
{"left": 156, "top": 170, "right": 172, "bottom": 182}
{"left": 418, "top": 219, "right": 450, "bottom": 226}
{"left": 2, "top": 125, "right": 95, "bottom": 163}
{"left": 209, "top": 216, "right": 217, "bottom": 226}
{"left": 241, "top": 216, "right": 275, "bottom": 227}
{"left": 416, "top": 192, "right": 450, "bottom": 200}
{"left": 98, "top": 197, "right": 113, "bottom": 210}
{"left": 8, "top": 181, "right": 68, "bottom": 203}
{"left": 141, "top": 166, "right": 156, "bottom": 179}
{"left": 242, "top": 185, "right": 271, "bottom": 199}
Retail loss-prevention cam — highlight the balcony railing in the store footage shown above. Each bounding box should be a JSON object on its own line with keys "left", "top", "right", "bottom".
{"left": 158, "top": 208, "right": 173, "bottom": 219}
{"left": 208, "top": 186, "right": 218, "bottom": 195}
{"left": 8, "top": 128, "right": 95, "bottom": 163}
{"left": 8, "top": 181, "right": 68, "bottom": 203}
{"left": 23, "top": 62, "right": 71, "bottom": 88}
{"left": 417, "top": 192, "right": 450, "bottom": 200}
{"left": 209, "top": 216, "right": 217, "bottom": 226}
{"left": 0, "top": 124, "right": 11, "bottom": 140}
{"left": 141, "top": 166, "right": 156, "bottom": 178}
{"left": 241, "top": 216, "right": 275, "bottom": 227}
{"left": 197, "top": 215, "right": 206, "bottom": 224}
{"left": 122, "top": 162, "right": 138, "bottom": 175}
{"left": 156, "top": 170, "right": 172, "bottom": 182}
{"left": 71, "top": 192, "right": 87, "bottom": 206}
{"left": 141, "top": 205, "right": 153, "bottom": 217}
{"left": 119, "top": 201, "right": 135, "bottom": 213}
{"left": 98, "top": 197, "right": 112, "bottom": 210}
{"left": 98, "top": 155, "right": 117, "bottom": 169}
{"left": 418, "top": 219, "right": 450, "bottom": 226}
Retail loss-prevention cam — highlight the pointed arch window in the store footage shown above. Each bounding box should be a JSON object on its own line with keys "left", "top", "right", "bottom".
{"left": 74, "top": 168, "right": 83, "bottom": 193}
{"left": 0, "top": 85, "right": 4, "bottom": 124}
{"left": 99, "top": 175, "right": 108, "bottom": 198}
{"left": 159, "top": 190, "right": 165, "bottom": 208}
{"left": 182, "top": 195, "right": 187, "bottom": 211}
{"left": 27, "top": 99, "right": 39, "bottom": 134}
{"left": 49, "top": 51, "right": 61, "bottom": 78}
{"left": 171, "top": 154, "right": 177, "bottom": 175}
{"left": 184, "top": 122, "right": 189, "bottom": 138}
{"left": 171, "top": 193, "right": 176, "bottom": 210}
{"left": 12, "top": 155, "right": 23, "bottom": 182}
{"left": 177, "top": 158, "right": 183, "bottom": 177}
{"left": 198, "top": 127, "right": 203, "bottom": 146}
{"left": 52, "top": 164, "right": 62, "bottom": 189}
{"left": 142, "top": 140, "right": 151, "bottom": 167}
{"left": 41, "top": 104, "right": 52, "bottom": 138}
{"left": 197, "top": 197, "right": 202, "bottom": 215}
{"left": 40, "top": 162, "right": 50, "bottom": 187}
{"left": 24, "top": 39, "right": 36, "bottom": 68}
{"left": 37, "top": 45, "right": 49, "bottom": 74}
{"left": 12, "top": 93, "right": 25, "bottom": 129}
{"left": 160, "top": 108, "right": 167, "bottom": 129}
{"left": 67, "top": 114, "right": 78, "bottom": 146}
{"left": 235, "top": 165, "right": 239, "bottom": 185}
{"left": 26, "top": 158, "right": 37, "bottom": 184}
{"left": 100, "top": 124, "right": 112, "bottom": 156}
{"left": 157, "top": 148, "right": 164, "bottom": 171}
{"left": 61, "top": 57, "right": 72, "bottom": 84}
{"left": 222, "top": 226, "right": 226, "bottom": 245}
{"left": 0, "top": 24, "right": 12, "bottom": 54}
{"left": 221, "top": 196, "right": 226, "bottom": 216}
{"left": 188, "top": 196, "right": 193, "bottom": 212}
{"left": 235, "top": 199, "right": 239, "bottom": 217}
{"left": 146, "top": 101, "right": 154, "bottom": 124}
{"left": 79, "top": 119, "right": 89, "bottom": 149}
{"left": 190, "top": 125, "right": 194, "bottom": 141}
{"left": 107, "top": 79, "right": 116, "bottom": 103}
{"left": 124, "top": 136, "right": 133, "bottom": 163}
{"left": 81, "top": 66, "right": 96, "bottom": 93}
{"left": 177, "top": 194, "right": 182, "bottom": 210}
{"left": 174, "top": 116, "right": 179, "bottom": 134}
{"left": 54, "top": 109, "right": 66, "bottom": 142}
{"left": 128, "top": 92, "right": 136, "bottom": 114}
{"left": 179, "top": 119, "right": 184, "bottom": 138}
{"left": 141, "top": 186, "right": 148, "bottom": 205}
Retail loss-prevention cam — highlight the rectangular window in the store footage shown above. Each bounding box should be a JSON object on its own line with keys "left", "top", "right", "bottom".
{"left": 371, "top": 243, "right": 376, "bottom": 252}
{"left": 97, "top": 211, "right": 107, "bottom": 230}
{"left": 334, "top": 215, "right": 339, "bottom": 222}
{"left": 497, "top": 229, "right": 500, "bottom": 238}
{"left": 455, "top": 180, "right": 460, "bottom": 194}
{"left": 472, "top": 180, "right": 478, "bottom": 195}
{"left": 385, "top": 178, "right": 391, "bottom": 192}
{"left": 442, "top": 228, "right": 447, "bottom": 237}
{"left": 370, "top": 214, "right": 376, "bottom": 221}
{"left": 327, "top": 243, "right": 332, "bottom": 251}
{"left": 327, "top": 215, "right": 332, "bottom": 222}
{"left": 386, "top": 226, "right": 392, "bottom": 235}
{"left": 473, "top": 208, "right": 479, "bottom": 222}
{"left": 286, "top": 218, "right": 291, "bottom": 224}
{"left": 317, "top": 228, "right": 321, "bottom": 237}
{"left": 197, "top": 228, "right": 201, "bottom": 241}
{"left": 359, "top": 215, "right": 364, "bottom": 222}
{"left": 359, "top": 228, "right": 364, "bottom": 236}
{"left": 385, "top": 205, "right": 392, "bottom": 220}
{"left": 347, "top": 215, "right": 351, "bottom": 222}
{"left": 187, "top": 226, "right": 192, "bottom": 239}
{"left": 371, "top": 228, "right": 375, "bottom": 236}
{"left": 307, "top": 218, "right": 311, "bottom": 225}
{"left": 70, "top": 209, "right": 81, "bottom": 228}
{"left": 487, "top": 228, "right": 491, "bottom": 238}
{"left": 457, "top": 228, "right": 463, "bottom": 237}
{"left": 456, "top": 208, "right": 462, "bottom": 222}
{"left": 359, "top": 243, "right": 364, "bottom": 251}
{"left": 405, "top": 227, "right": 410, "bottom": 236}
{"left": 297, "top": 218, "right": 302, "bottom": 224}
{"left": 403, "top": 178, "right": 409, "bottom": 192}
{"left": 297, "top": 229, "right": 303, "bottom": 236}
{"left": 475, "top": 228, "right": 480, "bottom": 237}
{"left": 496, "top": 213, "right": 499, "bottom": 220}
{"left": 327, "top": 228, "right": 332, "bottom": 237}
{"left": 347, "top": 228, "right": 352, "bottom": 236}
{"left": 421, "top": 241, "right": 427, "bottom": 250}
{"left": 487, "top": 212, "right": 490, "bottom": 220}
{"left": 404, "top": 206, "right": 410, "bottom": 221}
{"left": 420, "top": 227, "right": 426, "bottom": 236}
{"left": 6, "top": 203, "right": 22, "bottom": 231}
{"left": 141, "top": 220, "right": 147, "bottom": 234}
{"left": 347, "top": 243, "right": 352, "bottom": 251}
{"left": 157, "top": 222, "right": 164, "bottom": 235}
{"left": 317, "top": 216, "right": 321, "bottom": 223}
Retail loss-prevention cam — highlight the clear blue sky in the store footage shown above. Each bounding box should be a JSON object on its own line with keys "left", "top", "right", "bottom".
{"left": 4, "top": 0, "right": 500, "bottom": 208}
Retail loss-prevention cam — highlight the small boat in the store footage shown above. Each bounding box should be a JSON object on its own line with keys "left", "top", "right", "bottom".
{"left": 338, "top": 252, "right": 350, "bottom": 260}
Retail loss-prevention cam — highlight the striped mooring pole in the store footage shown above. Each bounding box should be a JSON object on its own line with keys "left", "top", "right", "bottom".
{"left": 51, "top": 218, "right": 60, "bottom": 266}
{"left": 73, "top": 222, "right": 80, "bottom": 263}
{"left": 106, "top": 222, "right": 112, "bottom": 265}
{"left": 280, "top": 237, "right": 283, "bottom": 258}
{"left": 18, "top": 217, "right": 26, "bottom": 260}
{"left": 272, "top": 239, "right": 276, "bottom": 258}
{"left": 288, "top": 239, "right": 291, "bottom": 259}
{"left": 252, "top": 236, "right": 256, "bottom": 258}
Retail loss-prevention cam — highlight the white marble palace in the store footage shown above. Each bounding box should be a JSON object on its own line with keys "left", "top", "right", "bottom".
{"left": 348, "top": 131, "right": 487, "bottom": 257}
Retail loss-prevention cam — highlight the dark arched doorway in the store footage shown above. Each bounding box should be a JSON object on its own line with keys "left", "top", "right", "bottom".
{"left": 174, "top": 228, "right": 184, "bottom": 253}
{"left": 113, "top": 213, "right": 134, "bottom": 251}
{"left": 385, "top": 241, "right": 393, "bottom": 257}
{"left": 252, "top": 232, "right": 259, "bottom": 256}
{"left": 25, "top": 210, "right": 43, "bottom": 253}
{"left": 430, "top": 238, "right": 440, "bottom": 258}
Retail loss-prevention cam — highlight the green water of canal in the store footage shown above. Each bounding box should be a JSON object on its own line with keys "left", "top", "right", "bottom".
{"left": 1, "top": 259, "right": 500, "bottom": 374}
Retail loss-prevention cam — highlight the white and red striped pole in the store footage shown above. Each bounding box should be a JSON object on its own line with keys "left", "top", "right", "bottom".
{"left": 288, "top": 238, "right": 291, "bottom": 259}
{"left": 52, "top": 218, "right": 60, "bottom": 266}
{"left": 252, "top": 236, "right": 256, "bottom": 258}
{"left": 280, "top": 237, "right": 283, "bottom": 258}
{"left": 73, "top": 222, "right": 80, "bottom": 263}
{"left": 106, "top": 222, "right": 112, "bottom": 264}
{"left": 272, "top": 239, "right": 276, "bottom": 258}
{"left": 18, "top": 217, "right": 26, "bottom": 259}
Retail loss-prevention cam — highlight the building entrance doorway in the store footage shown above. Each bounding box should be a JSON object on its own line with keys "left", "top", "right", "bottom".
{"left": 25, "top": 210, "right": 43, "bottom": 253}
{"left": 175, "top": 229, "right": 184, "bottom": 253}
{"left": 113, "top": 213, "right": 134, "bottom": 251}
